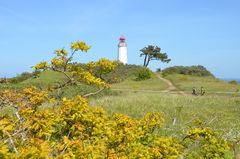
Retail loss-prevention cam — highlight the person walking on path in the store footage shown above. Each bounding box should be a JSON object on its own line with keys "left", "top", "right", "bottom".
{"left": 200, "top": 86, "right": 205, "bottom": 96}
{"left": 192, "top": 87, "right": 197, "bottom": 96}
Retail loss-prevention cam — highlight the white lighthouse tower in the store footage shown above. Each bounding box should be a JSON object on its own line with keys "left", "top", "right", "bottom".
{"left": 118, "top": 35, "right": 128, "bottom": 64}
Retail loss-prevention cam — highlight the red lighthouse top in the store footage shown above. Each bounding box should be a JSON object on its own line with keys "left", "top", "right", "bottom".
{"left": 119, "top": 35, "right": 126, "bottom": 41}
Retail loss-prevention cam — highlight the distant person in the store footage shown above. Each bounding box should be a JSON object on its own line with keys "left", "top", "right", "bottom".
{"left": 200, "top": 86, "right": 205, "bottom": 96}
{"left": 192, "top": 87, "right": 197, "bottom": 96}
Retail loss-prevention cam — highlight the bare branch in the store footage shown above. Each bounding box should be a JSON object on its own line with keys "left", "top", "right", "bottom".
{"left": 6, "top": 131, "right": 19, "bottom": 155}
{"left": 15, "top": 111, "right": 27, "bottom": 142}
{"left": 53, "top": 80, "right": 73, "bottom": 90}
{"left": 59, "top": 143, "right": 70, "bottom": 156}
{"left": 64, "top": 49, "right": 77, "bottom": 71}
{"left": 82, "top": 88, "right": 106, "bottom": 98}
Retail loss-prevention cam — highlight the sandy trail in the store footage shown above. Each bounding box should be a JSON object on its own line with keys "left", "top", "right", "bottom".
{"left": 155, "top": 73, "right": 186, "bottom": 95}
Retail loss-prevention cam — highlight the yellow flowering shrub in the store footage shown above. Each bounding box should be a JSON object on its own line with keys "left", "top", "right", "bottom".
{"left": 0, "top": 90, "right": 21, "bottom": 107}
{"left": 183, "top": 127, "right": 230, "bottom": 158}
{"left": 70, "top": 41, "right": 91, "bottom": 52}
{"left": 0, "top": 88, "right": 232, "bottom": 158}
{"left": 87, "top": 58, "right": 119, "bottom": 80}
{"left": 71, "top": 66, "right": 108, "bottom": 88}
{"left": 0, "top": 88, "right": 185, "bottom": 158}
{"left": 22, "top": 86, "right": 48, "bottom": 106}
{"left": 33, "top": 61, "right": 49, "bottom": 70}
{"left": 32, "top": 41, "right": 117, "bottom": 97}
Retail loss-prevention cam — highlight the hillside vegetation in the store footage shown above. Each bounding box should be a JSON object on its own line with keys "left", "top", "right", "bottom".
{"left": 165, "top": 74, "right": 240, "bottom": 94}
{"left": 162, "top": 65, "right": 214, "bottom": 77}
{"left": 0, "top": 64, "right": 155, "bottom": 98}
{"left": 96, "top": 63, "right": 147, "bottom": 83}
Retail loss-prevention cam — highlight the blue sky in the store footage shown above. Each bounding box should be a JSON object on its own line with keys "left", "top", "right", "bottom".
{"left": 0, "top": 0, "right": 240, "bottom": 78}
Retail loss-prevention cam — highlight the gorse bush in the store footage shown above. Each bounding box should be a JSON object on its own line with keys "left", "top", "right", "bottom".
{"left": 135, "top": 67, "right": 152, "bottom": 81}
{"left": 162, "top": 65, "right": 214, "bottom": 77}
{"left": 32, "top": 41, "right": 118, "bottom": 98}
{"left": 0, "top": 88, "right": 230, "bottom": 158}
{"left": 183, "top": 127, "right": 230, "bottom": 159}
{"left": 85, "top": 58, "right": 119, "bottom": 81}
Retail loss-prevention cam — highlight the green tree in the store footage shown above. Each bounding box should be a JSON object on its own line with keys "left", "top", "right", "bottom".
{"left": 140, "top": 45, "right": 171, "bottom": 67}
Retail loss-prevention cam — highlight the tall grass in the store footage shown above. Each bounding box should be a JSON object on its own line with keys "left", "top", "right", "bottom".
{"left": 90, "top": 91, "right": 240, "bottom": 141}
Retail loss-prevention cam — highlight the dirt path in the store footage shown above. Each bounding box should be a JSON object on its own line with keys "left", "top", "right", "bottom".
{"left": 111, "top": 74, "right": 187, "bottom": 95}
{"left": 155, "top": 73, "right": 186, "bottom": 95}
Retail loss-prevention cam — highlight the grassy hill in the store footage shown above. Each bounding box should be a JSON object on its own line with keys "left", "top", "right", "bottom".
{"left": 0, "top": 70, "right": 100, "bottom": 98}
{"left": 1, "top": 64, "right": 160, "bottom": 97}
{"left": 0, "top": 70, "right": 67, "bottom": 90}
{"left": 164, "top": 73, "right": 240, "bottom": 94}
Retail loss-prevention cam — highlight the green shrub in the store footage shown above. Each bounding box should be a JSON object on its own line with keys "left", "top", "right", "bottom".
{"left": 156, "top": 68, "right": 162, "bottom": 72}
{"left": 162, "top": 65, "right": 214, "bottom": 77}
{"left": 9, "top": 70, "right": 41, "bottom": 84}
{"left": 100, "top": 64, "right": 145, "bottom": 83}
{"left": 135, "top": 67, "right": 152, "bottom": 81}
{"left": 229, "top": 80, "right": 238, "bottom": 85}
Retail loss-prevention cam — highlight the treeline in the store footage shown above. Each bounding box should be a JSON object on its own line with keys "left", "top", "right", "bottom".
{"left": 162, "top": 65, "right": 214, "bottom": 77}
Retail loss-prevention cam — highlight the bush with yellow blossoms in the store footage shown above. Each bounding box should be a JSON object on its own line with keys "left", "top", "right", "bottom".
{"left": 0, "top": 88, "right": 183, "bottom": 158}
{"left": 33, "top": 41, "right": 117, "bottom": 98}
{"left": 0, "top": 87, "right": 232, "bottom": 158}
{"left": 86, "top": 58, "right": 119, "bottom": 80}
{"left": 182, "top": 127, "right": 230, "bottom": 159}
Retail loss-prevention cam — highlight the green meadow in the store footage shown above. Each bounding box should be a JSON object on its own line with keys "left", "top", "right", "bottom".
{"left": 90, "top": 74, "right": 240, "bottom": 141}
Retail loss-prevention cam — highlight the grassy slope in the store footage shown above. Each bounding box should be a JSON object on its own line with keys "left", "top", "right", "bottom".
{"left": 22, "top": 70, "right": 67, "bottom": 86}
{"left": 164, "top": 74, "right": 240, "bottom": 93}
{"left": 90, "top": 90, "right": 240, "bottom": 141}
{"left": 111, "top": 74, "right": 168, "bottom": 91}
{"left": 0, "top": 70, "right": 67, "bottom": 90}
{"left": 11, "top": 67, "right": 168, "bottom": 96}
{"left": 0, "top": 70, "right": 99, "bottom": 98}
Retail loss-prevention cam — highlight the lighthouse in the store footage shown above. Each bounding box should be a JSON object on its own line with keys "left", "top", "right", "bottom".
{"left": 118, "top": 35, "right": 128, "bottom": 64}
